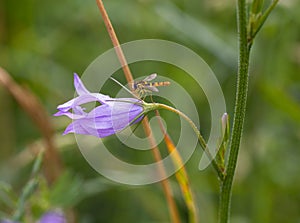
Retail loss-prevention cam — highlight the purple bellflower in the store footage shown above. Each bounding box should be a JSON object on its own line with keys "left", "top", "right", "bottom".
{"left": 0, "top": 220, "right": 16, "bottom": 223}
{"left": 38, "top": 211, "right": 66, "bottom": 223}
{"left": 0, "top": 211, "right": 66, "bottom": 223}
{"left": 54, "top": 73, "right": 145, "bottom": 138}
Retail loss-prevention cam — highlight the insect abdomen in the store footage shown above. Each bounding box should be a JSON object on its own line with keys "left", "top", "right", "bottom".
{"left": 151, "top": 81, "right": 170, "bottom": 87}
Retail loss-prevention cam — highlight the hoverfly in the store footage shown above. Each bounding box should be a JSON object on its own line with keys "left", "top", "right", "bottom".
{"left": 131, "top": 73, "right": 170, "bottom": 98}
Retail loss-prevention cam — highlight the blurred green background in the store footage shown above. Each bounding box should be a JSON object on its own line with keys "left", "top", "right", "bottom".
{"left": 0, "top": 0, "right": 300, "bottom": 222}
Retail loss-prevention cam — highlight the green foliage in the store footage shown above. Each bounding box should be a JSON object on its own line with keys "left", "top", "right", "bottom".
{"left": 0, "top": 181, "right": 17, "bottom": 216}
{"left": 0, "top": 0, "right": 299, "bottom": 222}
{"left": 48, "top": 171, "right": 83, "bottom": 208}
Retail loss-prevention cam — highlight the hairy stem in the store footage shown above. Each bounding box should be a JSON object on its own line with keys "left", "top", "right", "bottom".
{"left": 218, "top": 0, "right": 250, "bottom": 222}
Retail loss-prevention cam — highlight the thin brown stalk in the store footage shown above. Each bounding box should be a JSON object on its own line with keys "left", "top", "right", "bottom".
{"left": 142, "top": 116, "right": 181, "bottom": 223}
{"left": 0, "top": 67, "right": 63, "bottom": 184}
{"left": 96, "top": 0, "right": 133, "bottom": 84}
{"left": 95, "top": 1, "right": 181, "bottom": 223}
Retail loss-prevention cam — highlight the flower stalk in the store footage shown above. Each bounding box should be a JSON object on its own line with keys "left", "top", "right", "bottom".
{"left": 147, "top": 103, "right": 225, "bottom": 180}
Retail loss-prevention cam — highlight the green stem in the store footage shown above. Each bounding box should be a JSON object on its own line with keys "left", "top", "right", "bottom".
{"left": 152, "top": 103, "right": 225, "bottom": 180}
{"left": 218, "top": 0, "right": 250, "bottom": 222}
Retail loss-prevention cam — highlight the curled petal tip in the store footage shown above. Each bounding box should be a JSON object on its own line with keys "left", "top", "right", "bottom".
{"left": 62, "top": 128, "right": 69, "bottom": 135}
{"left": 53, "top": 111, "right": 63, "bottom": 116}
{"left": 73, "top": 72, "right": 90, "bottom": 95}
{"left": 63, "top": 123, "right": 75, "bottom": 135}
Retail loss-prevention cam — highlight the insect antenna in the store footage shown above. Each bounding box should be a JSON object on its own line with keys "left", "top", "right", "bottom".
{"left": 109, "top": 77, "right": 139, "bottom": 99}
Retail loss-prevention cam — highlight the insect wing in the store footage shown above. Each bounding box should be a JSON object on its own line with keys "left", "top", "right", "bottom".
{"left": 143, "top": 73, "right": 157, "bottom": 82}
{"left": 144, "top": 85, "right": 159, "bottom": 92}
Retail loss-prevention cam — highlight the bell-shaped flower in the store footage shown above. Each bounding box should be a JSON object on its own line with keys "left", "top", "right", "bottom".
{"left": 38, "top": 211, "right": 66, "bottom": 223}
{"left": 54, "top": 73, "right": 145, "bottom": 138}
{"left": 0, "top": 211, "right": 66, "bottom": 223}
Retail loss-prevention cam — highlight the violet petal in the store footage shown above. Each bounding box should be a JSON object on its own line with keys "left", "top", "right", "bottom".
{"left": 73, "top": 73, "right": 90, "bottom": 95}
{"left": 38, "top": 211, "right": 66, "bottom": 223}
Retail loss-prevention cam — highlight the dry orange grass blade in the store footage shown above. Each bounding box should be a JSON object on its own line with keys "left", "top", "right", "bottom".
{"left": 0, "top": 66, "right": 63, "bottom": 184}
{"left": 155, "top": 110, "right": 198, "bottom": 223}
